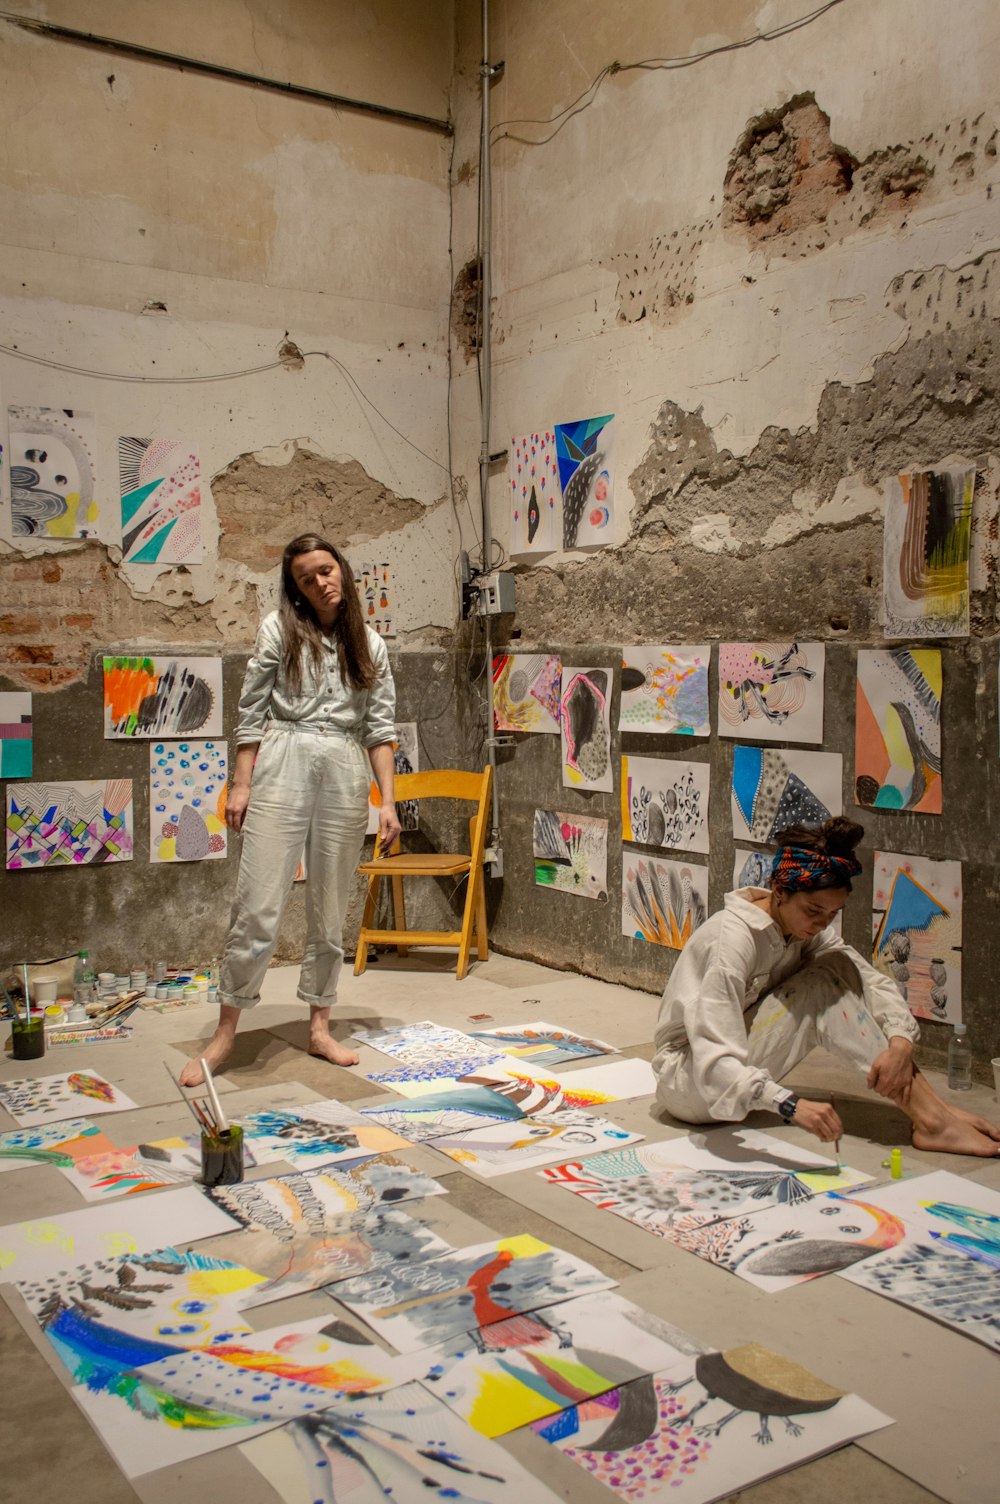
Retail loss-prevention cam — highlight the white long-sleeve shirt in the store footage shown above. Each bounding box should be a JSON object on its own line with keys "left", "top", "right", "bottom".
{"left": 235, "top": 612, "right": 396, "bottom": 749}
{"left": 653, "top": 887, "right": 920, "bottom": 1120}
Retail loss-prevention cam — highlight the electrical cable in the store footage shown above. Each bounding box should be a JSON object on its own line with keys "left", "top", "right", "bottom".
{"left": 490, "top": 0, "right": 847, "bottom": 147}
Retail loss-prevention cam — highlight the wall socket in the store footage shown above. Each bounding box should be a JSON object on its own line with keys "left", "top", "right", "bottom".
{"left": 476, "top": 571, "right": 516, "bottom": 615}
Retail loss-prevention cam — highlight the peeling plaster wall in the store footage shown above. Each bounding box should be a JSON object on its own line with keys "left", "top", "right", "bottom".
{"left": 0, "top": 1, "right": 465, "bottom": 973}
{"left": 448, "top": 0, "right": 1000, "bottom": 1071}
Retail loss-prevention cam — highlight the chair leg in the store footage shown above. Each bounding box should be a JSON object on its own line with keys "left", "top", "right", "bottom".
{"left": 353, "top": 871, "right": 382, "bottom": 976}
{"left": 475, "top": 861, "right": 489, "bottom": 961}
{"left": 391, "top": 873, "right": 409, "bottom": 958}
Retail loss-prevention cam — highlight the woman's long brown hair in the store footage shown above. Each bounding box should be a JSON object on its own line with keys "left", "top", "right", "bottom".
{"left": 278, "top": 534, "right": 378, "bottom": 693}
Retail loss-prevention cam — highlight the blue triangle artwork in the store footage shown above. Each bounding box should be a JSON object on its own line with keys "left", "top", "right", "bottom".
{"left": 554, "top": 415, "right": 614, "bottom": 550}
{"left": 119, "top": 437, "right": 203, "bottom": 565}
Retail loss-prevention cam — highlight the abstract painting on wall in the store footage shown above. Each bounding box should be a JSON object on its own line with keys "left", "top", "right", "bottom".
{"left": 561, "top": 667, "right": 613, "bottom": 789}
{"left": 353, "top": 560, "right": 396, "bottom": 637}
{"left": 426, "top": 1108, "right": 642, "bottom": 1178}
{"left": 0, "top": 1070, "right": 139, "bottom": 1127}
{"left": 872, "top": 850, "right": 962, "bottom": 1024}
{"left": 367, "top": 720, "right": 418, "bottom": 834}
{"left": 103, "top": 655, "right": 223, "bottom": 737}
{"left": 732, "top": 847, "right": 774, "bottom": 888}
{"left": 0, "top": 691, "right": 32, "bottom": 778}
{"left": 149, "top": 739, "right": 228, "bottom": 863}
{"left": 718, "top": 642, "right": 825, "bottom": 743}
{"left": 620, "top": 645, "right": 711, "bottom": 736}
{"left": 333, "top": 1232, "right": 616, "bottom": 1352}
{"left": 6, "top": 779, "right": 134, "bottom": 869}
{"left": 119, "top": 436, "right": 202, "bottom": 564}
{"left": 622, "top": 850, "right": 708, "bottom": 949}
{"left": 531, "top": 1348, "right": 891, "bottom": 1504}
{"left": 855, "top": 648, "right": 941, "bottom": 813}
{"left": 533, "top": 808, "right": 608, "bottom": 900}
{"left": 556, "top": 414, "right": 614, "bottom": 549}
{"left": 731, "top": 746, "right": 843, "bottom": 843}
{"left": 417, "top": 1290, "right": 693, "bottom": 1436}
{"left": 883, "top": 466, "right": 975, "bottom": 638}
{"left": 465, "top": 1021, "right": 615, "bottom": 1068}
{"left": 509, "top": 430, "right": 560, "bottom": 553}
{"left": 241, "top": 1381, "right": 564, "bottom": 1504}
{"left": 493, "top": 653, "right": 561, "bottom": 733}
{"left": 621, "top": 755, "right": 710, "bottom": 852}
{"left": 9, "top": 405, "right": 98, "bottom": 539}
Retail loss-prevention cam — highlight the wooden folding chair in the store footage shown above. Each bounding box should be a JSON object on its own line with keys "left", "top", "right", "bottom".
{"left": 353, "top": 766, "right": 493, "bottom": 981}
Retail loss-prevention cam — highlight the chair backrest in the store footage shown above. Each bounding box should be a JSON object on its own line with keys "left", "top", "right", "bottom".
{"left": 394, "top": 768, "right": 491, "bottom": 804}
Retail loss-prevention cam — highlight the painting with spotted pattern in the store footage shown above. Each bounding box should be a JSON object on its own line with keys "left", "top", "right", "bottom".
{"left": 718, "top": 642, "right": 825, "bottom": 744}
{"left": 119, "top": 436, "right": 203, "bottom": 564}
{"left": 731, "top": 746, "right": 843, "bottom": 843}
{"left": 556, "top": 414, "right": 614, "bottom": 549}
{"left": 620, "top": 645, "right": 710, "bottom": 735}
{"left": 149, "top": 739, "right": 227, "bottom": 862}
{"left": 561, "top": 667, "right": 613, "bottom": 790}
{"left": 509, "top": 430, "right": 560, "bottom": 553}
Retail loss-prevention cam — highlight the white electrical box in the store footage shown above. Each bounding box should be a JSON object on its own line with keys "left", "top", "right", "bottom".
{"left": 476, "top": 571, "right": 516, "bottom": 615}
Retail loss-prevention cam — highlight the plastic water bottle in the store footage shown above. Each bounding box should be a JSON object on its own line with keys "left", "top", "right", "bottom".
{"left": 73, "top": 950, "right": 95, "bottom": 1009}
{"left": 947, "top": 1025, "right": 972, "bottom": 1091}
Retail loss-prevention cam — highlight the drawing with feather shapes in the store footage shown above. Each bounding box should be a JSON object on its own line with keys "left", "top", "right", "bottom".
{"left": 622, "top": 851, "right": 707, "bottom": 949}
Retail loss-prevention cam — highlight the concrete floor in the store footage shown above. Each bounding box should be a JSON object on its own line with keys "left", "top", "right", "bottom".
{"left": 2, "top": 950, "right": 998, "bottom": 1504}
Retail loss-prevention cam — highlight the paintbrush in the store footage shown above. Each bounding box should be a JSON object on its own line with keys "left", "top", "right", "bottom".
{"left": 200, "top": 1057, "right": 229, "bottom": 1135}
{"left": 163, "top": 1061, "right": 211, "bottom": 1132}
{"left": 806, "top": 1135, "right": 843, "bottom": 1176}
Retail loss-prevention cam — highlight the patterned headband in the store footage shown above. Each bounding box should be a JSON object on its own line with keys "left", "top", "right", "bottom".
{"left": 771, "top": 844, "right": 863, "bottom": 893}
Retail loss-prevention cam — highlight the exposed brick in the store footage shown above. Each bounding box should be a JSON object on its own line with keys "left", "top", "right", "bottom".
{"left": 12, "top": 666, "right": 83, "bottom": 687}
{"left": 61, "top": 613, "right": 96, "bottom": 629}
{"left": 42, "top": 562, "right": 62, "bottom": 583}
{"left": 11, "top": 644, "right": 55, "bottom": 664}
{"left": 0, "top": 615, "right": 42, "bottom": 635}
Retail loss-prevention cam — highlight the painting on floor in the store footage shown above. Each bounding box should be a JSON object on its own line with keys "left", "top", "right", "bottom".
{"left": 0, "top": 1117, "right": 104, "bottom": 1174}
{"left": 731, "top": 746, "right": 843, "bottom": 843}
{"left": 533, "top": 809, "right": 608, "bottom": 900}
{"left": 352, "top": 560, "right": 396, "bottom": 637}
{"left": 620, "top": 645, "right": 711, "bottom": 736}
{"left": 509, "top": 429, "right": 560, "bottom": 553}
{"left": 856, "top": 648, "right": 942, "bottom": 814}
{"left": 9, "top": 405, "right": 98, "bottom": 539}
{"left": 353, "top": 1020, "right": 504, "bottom": 1069}
{"left": 622, "top": 850, "right": 708, "bottom": 949}
{"left": 417, "top": 1290, "right": 694, "bottom": 1436}
{"left": 6, "top": 779, "right": 134, "bottom": 869}
{"left": 555, "top": 414, "right": 614, "bottom": 549}
{"left": 426, "top": 1107, "right": 642, "bottom": 1178}
{"left": 240, "top": 1103, "right": 410, "bottom": 1169}
{"left": 883, "top": 466, "right": 975, "bottom": 638}
{"left": 0, "top": 1069, "right": 139, "bottom": 1127}
{"left": 241, "top": 1381, "right": 564, "bottom": 1504}
{"left": 367, "top": 720, "right": 418, "bottom": 834}
{"left": 333, "top": 1232, "right": 616, "bottom": 1352}
{"left": 103, "top": 655, "right": 223, "bottom": 738}
{"left": 149, "top": 739, "right": 227, "bottom": 862}
{"left": 872, "top": 851, "right": 962, "bottom": 1024}
{"left": 607, "top": 1127, "right": 872, "bottom": 1191}
{"left": 119, "top": 436, "right": 202, "bottom": 564}
{"left": 621, "top": 755, "right": 710, "bottom": 852}
{"left": 531, "top": 1347, "right": 891, "bottom": 1504}
{"left": 0, "top": 692, "right": 32, "bottom": 778}
{"left": 493, "top": 653, "right": 562, "bottom": 733}
{"left": 718, "top": 642, "right": 825, "bottom": 744}
{"left": 464, "top": 1021, "right": 615, "bottom": 1068}
{"left": 58, "top": 1133, "right": 259, "bottom": 1201}
{"left": 561, "top": 667, "right": 613, "bottom": 790}
{"left": 358, "top": 1097, "right": 514, "bottom": 1143}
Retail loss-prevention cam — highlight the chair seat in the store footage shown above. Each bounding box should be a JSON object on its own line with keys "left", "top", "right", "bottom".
{"left": 357, "top": 853, "right": 472, "bottom": 876}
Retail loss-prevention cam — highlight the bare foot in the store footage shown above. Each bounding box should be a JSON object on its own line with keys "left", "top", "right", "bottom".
{"left": 308, "top": 1032, "right": 359, "bottom": 1068}
{"left": 947, "top": 1102, "right": 1000, "bottom": 1141}
{"left": 179, "top": 1028, "right": 235, "bottom": 1087}
{"left": 912, "top": 1117, "right": 1000, "bottom": 1158}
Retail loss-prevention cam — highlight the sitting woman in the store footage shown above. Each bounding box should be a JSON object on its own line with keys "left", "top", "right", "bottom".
{"left": 652, "top": 818, "right": 999, "bottom": 1157}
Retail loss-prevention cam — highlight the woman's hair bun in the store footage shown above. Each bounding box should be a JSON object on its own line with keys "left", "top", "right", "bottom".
{"left": 772, "top": 817, "right": 865, "bottom": 857}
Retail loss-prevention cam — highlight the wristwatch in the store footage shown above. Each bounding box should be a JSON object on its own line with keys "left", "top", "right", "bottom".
{"left": 776, "top": 1091, "right": 800, "bottom": 1123}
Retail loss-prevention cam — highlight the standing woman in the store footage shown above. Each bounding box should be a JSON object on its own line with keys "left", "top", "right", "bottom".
{"left": 181, "top": 534, "right": 401, "bottom": 1086}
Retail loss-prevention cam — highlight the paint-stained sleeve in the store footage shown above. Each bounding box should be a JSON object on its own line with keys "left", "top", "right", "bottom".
{"left": 234, "top": 613, "right": 282, "bottom": 747}
{"left": 360, "top": 632, "right": 397, "bottom": 749}
{"left": 678, "top": 922, "right": 789, "bottom": 1119}
{"left": 806, "top": 928, "right": 920, "bottom": 1043}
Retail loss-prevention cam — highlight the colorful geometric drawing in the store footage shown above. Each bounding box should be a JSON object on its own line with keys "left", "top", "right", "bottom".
{"left": 119, "top": 436, "right": 202, "bottom": 564}
{"left": 493, "top": 653, "right": 561, "bottom": 732}
{"left": 367, "top": 721, "right": 419, "bottom": 834}
{"left": 509, "top": 430, "right": 560, "bottom": 553}
{"left": 9, "top": 406, "right": 98, "bottom": 539}
{"left": 872, "top": 851, "right": 963, "bottom": 1024}
{"left": 149, "top": 739, "right": 227, "bottom": 863}
{"left": 621, "top": 755, "right": 709, "bottom": 852}
{"left": 718, "top": 642, "right": 825, "bottom": 743}
{"left": 533, "top": 809, "right": 608, "bottom": 900}
{"left": 620, "top": 645, "right": 710, "bottom": 735}
{"left": 855, "top": 648, "right": 941, "bottom": 813}
{"left": 622, "top": 851, "right": 708, "bottom": 949}
{"left": 883, "top": 466, "right": 974, "bottom": 638}
{"left": 6, "top": 780, "right": 133, "bottom": 870}
{"left": 103, "top": 655, "right": 223, "bottom": 737}
{"left": 556, "top": 415, "right": 614, "bottom": 549}
{"left": 353, "top": 560, "right": 396, "bottom": 637}
{"left": 731, "top": 746, "right": 843, "bottom": 842}
{"left": 0, "top": 692, "right": 32, "bottom": 778}
{"left": 561, "top": 667, "right": 613, "bottom": 789}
